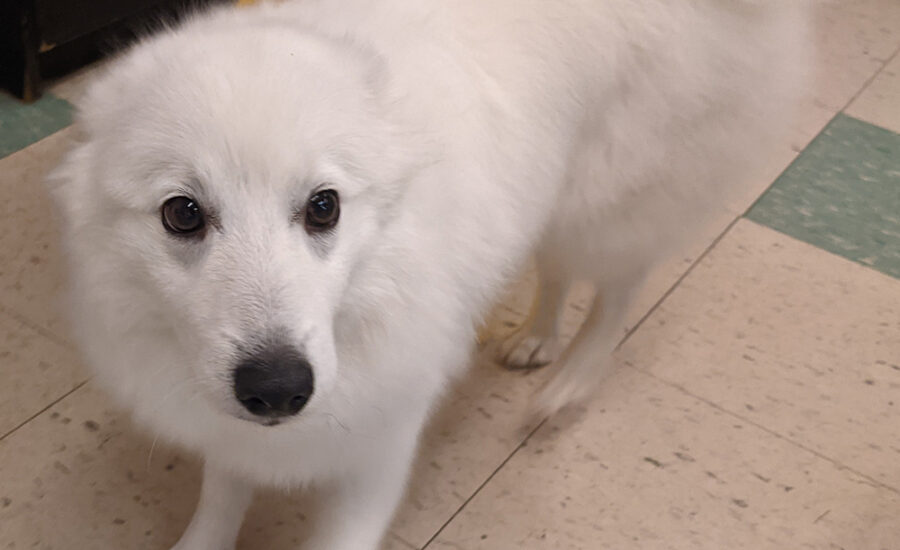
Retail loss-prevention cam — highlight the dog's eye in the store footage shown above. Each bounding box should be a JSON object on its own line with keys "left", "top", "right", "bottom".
{"left": 161, "top": 196, "right": 205, "bottom": 236}
{"left": 305, "top": 189, "right": 340, "bottom": 232}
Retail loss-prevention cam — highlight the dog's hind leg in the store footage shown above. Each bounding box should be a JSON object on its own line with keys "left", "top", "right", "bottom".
{"left": 496, "top": 249, "right": 573, "bottom": 370}
{"left": 531, "top": 270, "right": 644, "bottom": 418}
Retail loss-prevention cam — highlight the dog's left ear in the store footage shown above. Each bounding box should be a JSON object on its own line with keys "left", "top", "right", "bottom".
{"left": 45, "top": 134, "right": 96, "bottom": 232}
{"left": 45, "top": 35, "right": 148, "bottom": 227}
{"left": 336, "top": 40, "right": 438, "bottom": 209}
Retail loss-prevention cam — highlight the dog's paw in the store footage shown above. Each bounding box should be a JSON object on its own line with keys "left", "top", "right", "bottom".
{"left": 498, "top": 335, "right": 562, "bottom": 370}
{"left": 529, "top": 356, "right": 608, "bottom": 421}
{"left": 533, "top": 379, "right": 581, "bottom": 416}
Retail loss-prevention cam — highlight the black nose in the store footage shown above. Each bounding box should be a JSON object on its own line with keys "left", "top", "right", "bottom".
{"left": 233, "top": 344, "right": 314, "bottom": 418}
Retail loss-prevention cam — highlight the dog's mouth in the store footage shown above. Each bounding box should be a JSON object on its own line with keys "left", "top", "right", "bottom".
{"left": 224, "top": 406, "right": 291, "bottom": 428}
{"left": 231, "top": 413, "right": 286, "bottom": 428}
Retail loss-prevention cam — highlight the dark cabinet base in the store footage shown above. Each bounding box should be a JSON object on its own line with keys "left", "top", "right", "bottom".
{"left": 1, "top": 0, "right": 227, "bottom": 102}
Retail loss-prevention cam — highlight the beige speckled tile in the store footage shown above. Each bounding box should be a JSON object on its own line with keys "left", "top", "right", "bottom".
{"left": 846, "top": 52, "right": 900, "bottom": 134}
{"left": 431, "top": 367, "right": 900, "bottom": 550}
{"left": 392, "top": 355, "right": 553, "bottom": 547}
{"left": 0, "top": 311, "right": 86, "bottom": 438}
{"left": 0, "top": 383, "right": 201, "bottom": 549}
{"left": 0, "top": 381, "right": 420, "bottom": 549}
{"left": 627, "top": 219, "right": 900, "bottom": 489}
{"left": 811, "top": 1, "right": 900, "bottom": 113}
{"left": 0, "top": 128, "right": 74, "bottom": 341}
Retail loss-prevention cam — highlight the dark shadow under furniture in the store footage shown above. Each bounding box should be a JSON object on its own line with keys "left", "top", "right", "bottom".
{"left": 1, "top": 0, "right": 228, "bottom": 102}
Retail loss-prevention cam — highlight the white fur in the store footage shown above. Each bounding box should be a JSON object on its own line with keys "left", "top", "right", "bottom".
{"left": 48, "top": 1, "right": 812, "bottom": 548}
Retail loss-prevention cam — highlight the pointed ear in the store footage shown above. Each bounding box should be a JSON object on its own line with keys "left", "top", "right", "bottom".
{"left": 43, "top": 53, "right": 120, "bottom": 227}
{"left": 44, "top": 133, "right": 96, "bottom": 231}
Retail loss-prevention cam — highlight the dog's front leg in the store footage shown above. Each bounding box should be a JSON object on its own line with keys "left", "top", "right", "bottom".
{"left": 171, "top": 461, "right": 255, "bottom": 550}
{"left": 303, "top": 425, "right": 421, "bottom": 550}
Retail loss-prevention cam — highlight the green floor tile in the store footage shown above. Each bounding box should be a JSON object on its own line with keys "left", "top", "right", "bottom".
{"left": 0, "top": 92, "right": 72, "bottom": 159}
{"left": 747, "top": 114, "right": 900, "bottom": 279}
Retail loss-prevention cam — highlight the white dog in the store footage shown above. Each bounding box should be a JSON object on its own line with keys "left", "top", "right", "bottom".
{"left": 48, "top": 1, "right": 812, "bottom": 548}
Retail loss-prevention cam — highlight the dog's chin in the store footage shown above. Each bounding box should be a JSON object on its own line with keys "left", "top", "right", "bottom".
{"left": 225, "top": 404, "right": 307, "bottom": 428}
{"left": 217, "top": 405, "right": 285, "bottom": 428}
{"left": 235, "top": 413, "right": 291, "bottom": 428}
{"left": 202, "top": 396, "right": 286, "bottom": 428}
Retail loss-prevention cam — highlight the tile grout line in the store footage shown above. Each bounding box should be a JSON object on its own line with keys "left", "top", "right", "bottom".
{"left": 741, "top": 118, "right": 834, "bottom": 219}
{"left": 0, "top": 379, "right": 90, "bottom": 442}
{"left": 420, "top": 418, "right": 547, "bottom": 549}
{"left": 632, "top": 366, "right": 900, "bottom": 497}
{"left": 616, "top": 219, "right": 742, "bottom": 352}
{"left": 840, "top": 42, "right": 900, "bottom": 115}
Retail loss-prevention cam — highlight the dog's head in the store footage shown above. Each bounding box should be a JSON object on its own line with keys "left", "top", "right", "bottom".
{"left": 49, "top": 17, "right": 423, "bottom": 427}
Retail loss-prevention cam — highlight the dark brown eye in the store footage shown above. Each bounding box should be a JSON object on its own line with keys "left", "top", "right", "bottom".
{"left": 161, "top": 196, "right": 205, "bottom": 236}
{"left": 305, "top": 189, "right": 339, "bottom": 232}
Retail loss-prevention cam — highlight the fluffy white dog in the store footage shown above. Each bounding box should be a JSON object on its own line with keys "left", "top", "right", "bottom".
{"left": 49, "top": 1, "right": 812, "bottom": 548}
